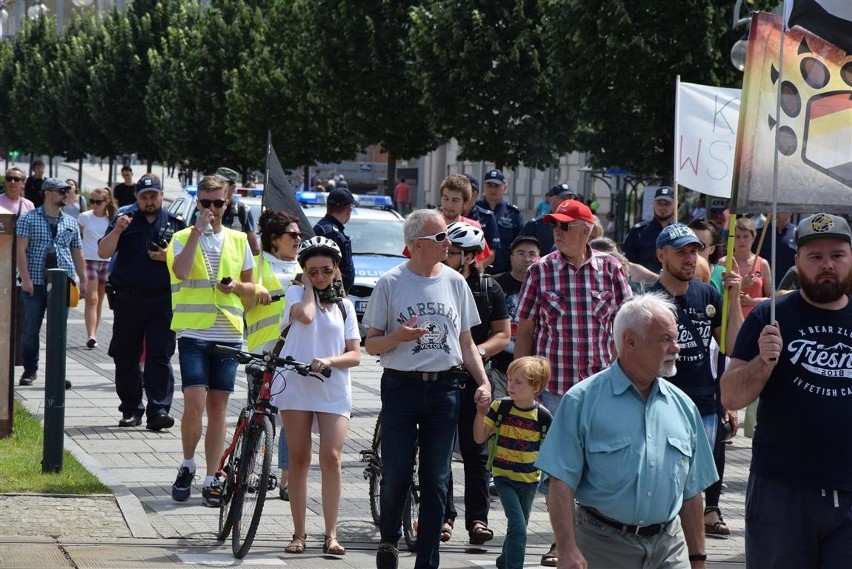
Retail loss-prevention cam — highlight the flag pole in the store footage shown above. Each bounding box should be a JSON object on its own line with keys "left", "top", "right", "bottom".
{"left": 720, "top": 213, "right": 737, "bottom": 354}
{"left": 262, "top": 129, "right": 272, "bottom": 214}
{"left": 751, "top": 214, "right": 771, "bottom": 275}
{"left": 672, "top": 75, "right": 681, "bottom": 223}
{"left": 768, "top": 16, "right": 788, "bottom": 324}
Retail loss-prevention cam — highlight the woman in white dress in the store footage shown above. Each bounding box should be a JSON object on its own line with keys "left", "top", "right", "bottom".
{"left": 272, "top": 236, "right": 360, "bottom": 557}
{"left": 77, "top": 187, "right": 115, "bottom": 348}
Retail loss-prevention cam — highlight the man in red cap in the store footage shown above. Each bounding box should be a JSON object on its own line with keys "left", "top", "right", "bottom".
{"left": 514, "top": 198, "right": 632, "bottom": 566}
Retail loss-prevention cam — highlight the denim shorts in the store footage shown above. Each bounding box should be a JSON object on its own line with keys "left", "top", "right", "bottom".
{"left": 177, "top": 337, "right": 240, "bottom": 392}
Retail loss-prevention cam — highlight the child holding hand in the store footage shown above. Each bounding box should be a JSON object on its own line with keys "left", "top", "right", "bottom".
{"left": 474, "top": 356, "right": 553, "bottom": 569}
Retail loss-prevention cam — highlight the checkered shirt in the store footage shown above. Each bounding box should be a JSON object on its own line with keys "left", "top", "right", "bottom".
{"left": 516, "top": 248, "right": 632, "bottom": 395}
{"left": 16, "top": 208, "right": 81, "bottom": 285}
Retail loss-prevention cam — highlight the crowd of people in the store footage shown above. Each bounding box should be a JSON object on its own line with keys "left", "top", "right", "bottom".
{"left": 4, "top": 162, "right": 851, "bottom": 569}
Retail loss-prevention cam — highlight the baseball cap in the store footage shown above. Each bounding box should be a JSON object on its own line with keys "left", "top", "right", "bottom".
{"left": 656, "top": 223, "right": 705, "bottom": 250}
{"left": 464, "top": 174, "right": 479, "bottom": 191}
{"left": 42, "top": 178, "right": 71, "bottom": 192}
{"left": 483, "top": 169, "right": 505, "bottom": 185}
{"left": 544, "top": 200, "right": 595, "bottom": 224}
{"left": 135, "top": 176, "right": 162, "bottom": 194}
{"left": 327, "top": 187, "right": 355, "bottom": 207}
{"left": 546, "top": 183, "right": 576, "bottom": 199}
{"left": 215, "top": 167, "right": 239, "bottom": 183}
{"left": 510, "top": 235, "right": 541, "bottom": 251}
{"left": 654, "top": 186, "right": 674, "bottom": 203}
{"left": 795, "top": 213, "right": 852, "bottom": 247}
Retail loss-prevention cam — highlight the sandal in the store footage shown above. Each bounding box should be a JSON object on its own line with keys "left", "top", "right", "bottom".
{"left": 541, "top": 542, "right": 558, "bottom": 567}
{"left": 441, "top": 522, "right": 453, "bottom": 542}
{"left": 468, "top": 522, "right": 494, "bottom": 545}
{"left": 704, "top": 506, "right": 731, "bottom": 536}
{"left": 323, "top": 534, "right": 346, "bottom": 556}
{"left": 285, "top": 533, "right": 307, "bottom": 554}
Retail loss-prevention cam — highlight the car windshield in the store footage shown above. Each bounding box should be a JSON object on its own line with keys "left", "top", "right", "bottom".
{"left": 346, "top": 218, "right": 406, "bottom": 256}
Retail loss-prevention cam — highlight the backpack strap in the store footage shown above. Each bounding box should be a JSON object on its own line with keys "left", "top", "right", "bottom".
{"left": 486, "top": 398, "right": 515, "bottom": 471}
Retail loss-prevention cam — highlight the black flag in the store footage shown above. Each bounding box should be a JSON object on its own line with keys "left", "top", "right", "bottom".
{"left": 263, "top": 132, "right": 314, "bottom": 239}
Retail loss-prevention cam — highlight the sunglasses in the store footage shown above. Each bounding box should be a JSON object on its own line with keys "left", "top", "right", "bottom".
{"left": 307, "top": 266, "right": 335, "bottom": 278}
{"left": 4, "top": 176, "right": 23, "bottom": 182}
{"left": 548, "top": 221, "right": 583, "bottom": 231}
{"left": 89, "top": 199, "right": 105, "bottom": 206}
{"left": 47, "top": 188, "right": 70, "bottom": 195}
{"left": 199, "top": 199, "right": 226, "bottom": 209}
{"left": 283, "top": 231, "right": 302, "bottom": 239}
{"left": 414, "top": 231, "right": 447, "bottom": 242}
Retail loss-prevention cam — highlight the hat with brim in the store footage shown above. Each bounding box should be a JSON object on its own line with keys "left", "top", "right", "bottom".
{"left": 135, "top": 176, "right": 162, "bottom": 194}
{"left": 654, "top": 186, "right": 674, "bottom": 203}
{"left": 656, "top": 223, "right": 705, "bottom": 250}
{"left": 546, "top": 183, "right": 576, "bottom": 199}
{"left": 795, "top": 213, "right": 852, "bottom": 247}
{"left": 42, "top": 178, "right": 70, "bottom": 192}
{"left": 215, "top": 167, "right": 239, "bottom": 183}
{"left": 544, "top": 200, "right": 595, "bottom": 224}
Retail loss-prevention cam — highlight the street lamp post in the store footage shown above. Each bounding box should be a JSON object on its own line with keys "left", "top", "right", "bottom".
{"left": 731, "top": 0, "right": 752, "bottom": 71}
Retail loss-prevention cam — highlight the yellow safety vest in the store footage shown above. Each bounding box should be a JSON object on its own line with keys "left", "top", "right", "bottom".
{"left": 245, "top": 254, "right": 289, "bottom": 351}
{"left": 167, "top": 227, "right": 248, "bottom": 333}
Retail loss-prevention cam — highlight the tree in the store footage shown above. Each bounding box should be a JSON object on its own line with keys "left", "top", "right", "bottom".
{"left": 410, "top": 0, "right": 571, "bottom": 170}
{"left": 543, "top": 0, "right": 775, "bottom": 178}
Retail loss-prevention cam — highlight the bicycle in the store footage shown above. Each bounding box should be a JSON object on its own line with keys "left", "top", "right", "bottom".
{"left": 213, "top": 344, "right": 329, "bottom": 559}
{"left": 360, "top": 416, "right": 420, "bottom": 552}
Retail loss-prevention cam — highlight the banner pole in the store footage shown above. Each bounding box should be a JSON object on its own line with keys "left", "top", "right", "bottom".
{"left": 720, "top": 213, "right": 737, "bottom": 354}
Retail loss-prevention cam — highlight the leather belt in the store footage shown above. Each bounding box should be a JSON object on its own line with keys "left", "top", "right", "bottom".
{"left": 384, "top": 367, "right": 464, "bottom": 382}
{"left": 581, "top": 506, "right": 670, "bottom": 537}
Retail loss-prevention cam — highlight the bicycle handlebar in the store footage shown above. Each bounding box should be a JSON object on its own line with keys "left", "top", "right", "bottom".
{"left": 212, "top": 344, "right": 331, "bottom": 379}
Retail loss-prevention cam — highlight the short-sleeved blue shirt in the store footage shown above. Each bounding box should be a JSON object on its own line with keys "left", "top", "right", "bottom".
{"left": 105, "top": 208, "right": 185, "bottom": 289}
{"left": 16, "top": 208, "right": 82, "bottom": 285}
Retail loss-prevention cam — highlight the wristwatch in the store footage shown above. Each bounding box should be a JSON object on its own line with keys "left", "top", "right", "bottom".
{"left": 477, "top": 346, "right": 487, "bottom": 358}
{"left": 688, "top": 553, "right": 707, "bottom": 562}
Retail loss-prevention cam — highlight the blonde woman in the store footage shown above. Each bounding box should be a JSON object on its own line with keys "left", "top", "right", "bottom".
{"left": 77, "top": 187, "right": 116, "bottom": 348}
{"left": 719, "top": 217, "right": 772, "bottom": 317}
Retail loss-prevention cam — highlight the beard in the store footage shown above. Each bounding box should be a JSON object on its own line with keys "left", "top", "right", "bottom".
{"left": 658, "top": 357, "right": 678, "bottom": 378}
{"left": 663, "top": 259, "right": 694, "bottom": 283}
{"left": 799, "top": 269, "right": 852, "bottom": 304}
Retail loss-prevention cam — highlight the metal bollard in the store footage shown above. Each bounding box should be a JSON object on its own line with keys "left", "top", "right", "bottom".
{"left": 42, "top": 269, "right": 68, "bottom": 473}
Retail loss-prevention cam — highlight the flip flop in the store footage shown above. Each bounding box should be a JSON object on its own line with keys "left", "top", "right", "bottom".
{"left": 441, "top": 523, "right": 453, "bottom": 542}
{"left": 468, "top": 523, "right": 494, "bottom": 545}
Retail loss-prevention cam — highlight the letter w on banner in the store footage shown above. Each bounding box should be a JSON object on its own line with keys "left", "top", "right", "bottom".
{"left": 731, "top": 10, "right": 852, "bottom": 214}
{"left": 674, "top": 80, "right": 741, "bottom": 198}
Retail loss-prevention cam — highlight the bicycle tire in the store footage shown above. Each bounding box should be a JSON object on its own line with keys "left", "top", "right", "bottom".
{"left": 230, "top": 415, "right": 273, "bottom": 559}
{"left": 217, "top": 407, "right": 249, "bottom": 540}
{"left": 402, "top": 487, "right": 419, "bottom": 552}
{"left": 368, "top": 418, "right": 383, "bottom": 526}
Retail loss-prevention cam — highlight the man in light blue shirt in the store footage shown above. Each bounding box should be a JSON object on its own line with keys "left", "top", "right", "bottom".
{"left": 536, "top": 292, "right": 717, "bottom": 569}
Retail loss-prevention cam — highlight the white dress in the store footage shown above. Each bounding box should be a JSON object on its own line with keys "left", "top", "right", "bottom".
{"left": 270, "top": 285, "right": 360, "bottom": 418}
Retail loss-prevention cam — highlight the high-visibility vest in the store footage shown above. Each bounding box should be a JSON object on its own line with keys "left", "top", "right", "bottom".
{"left": 245, "top": 254, "right": 289, "bottom": 351}
{"left": 167, "top": 227, "right": 248, "bottom": 333}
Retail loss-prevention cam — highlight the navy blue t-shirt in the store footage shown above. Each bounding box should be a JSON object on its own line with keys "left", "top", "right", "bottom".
{"left": 650, "top": 280, "right": 722, "bottom": 416}
{"left": 731, "top": 292, "right": 852, "bottom": 490}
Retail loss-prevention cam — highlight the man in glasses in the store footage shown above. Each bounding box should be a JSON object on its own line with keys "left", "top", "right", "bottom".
{"left": 623, "top": 186, "right": 676, "bottom": 273}
{"left": 363, "top": 209, "right": 491, "bottom": 569}
{"left": 16, "top": 178, "right": 87, "bottom": 389}
{"left": 313, "top": 187, "right": 356, "bottom": 291}
{"left": 514, "top": 199, "right": 631, "bottom": 566}
{"left": 519, "top": 183, "right": 577, "bottom": 255}
{"left": 98, "top": 174, "right": 185, "bottom": 431}
{"left": 0, "top": 167, "right": 34, "bottom": 215}
{"left": 167, "top": 175, "right": 255, "bottom": 508}
{"left": 213, "top": 167, "right": 260, "bottom": 256}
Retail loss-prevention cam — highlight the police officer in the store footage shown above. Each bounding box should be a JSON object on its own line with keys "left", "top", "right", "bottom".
{"left": 463, "top": 174, "right": 501, "bottom": 267}
{"left": 97, "top": 174, "right": 185, "bottom": 430}
{"left": 313, "top": 187, "right": 355, "bottom": 291}
{"left": 622, "top": 186, "right": 676, "bottom": 273}
{"left": 519, "top": 183, "right": 576, "bottom": 254}
{"left": 476, "top": 169, "right": 524, "bottom": 274}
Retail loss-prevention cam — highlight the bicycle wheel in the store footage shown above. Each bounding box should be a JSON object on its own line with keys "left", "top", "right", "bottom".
{"left": 230, "top": 415, "right": 273, "bottom": 559}
{"left": 402, "top": 486, "right": 419, "bottom": 552}
{"left": 218, "top": 408, "right": 249, "bottom": 540}
{"left": 368, "top": 418, "right": 383, "bottom": 525}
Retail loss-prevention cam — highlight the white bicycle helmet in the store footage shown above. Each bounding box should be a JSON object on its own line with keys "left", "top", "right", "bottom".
{"left": 447, "top": 221, "right": 485, "bottom": 253}
{"left": 298, "top": 236, "right": 342, "bottom": 266}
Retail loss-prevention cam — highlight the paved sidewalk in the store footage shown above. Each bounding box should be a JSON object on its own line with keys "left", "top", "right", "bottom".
{"left": 2, "top": 299, "right": 751, "bottom": 567}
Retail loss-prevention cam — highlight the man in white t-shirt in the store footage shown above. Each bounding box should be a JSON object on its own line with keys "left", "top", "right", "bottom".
{"left": 363, "top": 209, "right": 492, "bottom": 569}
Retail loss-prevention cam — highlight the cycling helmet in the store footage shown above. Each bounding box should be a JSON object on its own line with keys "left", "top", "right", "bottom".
{"left": 298, "top": 236, "right": 342, "bottom": 267}
{"left": 447, "top": 221, "right": 485, "bottom": 253}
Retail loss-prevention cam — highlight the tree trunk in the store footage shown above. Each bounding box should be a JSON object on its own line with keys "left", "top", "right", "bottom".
{"left": 108, "top": 156, "right": 114, "bottom": 188}
{"left": 77, "top": 157, "right": 83, "bottom": 191}
{"left": 303, "top": 165, "right": 310, "bottom": 192}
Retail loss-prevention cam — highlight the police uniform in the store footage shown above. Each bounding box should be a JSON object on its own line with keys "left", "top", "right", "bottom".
{"left": 106, "top": 206, "right": 185, "bottom": 423}
{"left": 314, "top": 213, "right": 354, "bottom": 291}
{"left": 519, "top": 216, "right": 555, "bottom": 255}
{"left": 622, "top": 218, "right": 666, "bottom": 273}
{"left": 467, "top": 204, "right": 502, "bottom": 253}
{"left": 476, "top": 198, "right": 523, "bottom": 274}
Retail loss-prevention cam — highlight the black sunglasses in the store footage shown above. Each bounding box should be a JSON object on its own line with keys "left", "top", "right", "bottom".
{"left": 547, "top": 221, "right": 582, "bottom": 231}
{"left": 89, "top": 199, "right": 105, "bottom": 206}
{"left": 4, "top": 176, "right": 23, "bottom": 183}
{"left": 199, "top": 199, "right": 226, "bottom": 209}
{"left": 47, "top": 187, "right": 70, "bottom": 195}
{"left": 283, "top": 231, "right": 302, "bottom": 239}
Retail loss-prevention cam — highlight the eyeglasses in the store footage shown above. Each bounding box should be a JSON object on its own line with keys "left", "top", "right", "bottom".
{"left": 283, "top": 231, "right": 302, "bottom": 240}
{"left": 47, "top": 188, "right": 70, "bottom": 195}
{"left": 414, "top": 231, "right": 447, "bottom": 242}
{"left": 548, "top": 221, "right": 583, "bottom": 231}
{"left": 89, "top": 199, "right": 105, "bottom": 206}
{"left": 199, "top": 199, "right": 226, "bottom": 209}
{"left": 4, "top": 176, "right": 23, "bottom": 183}
{"left": 307, "top": 266, "right": 335, "bottom": 278}
{"left": 513, "top": 251, "right": 540, "bottom": 259}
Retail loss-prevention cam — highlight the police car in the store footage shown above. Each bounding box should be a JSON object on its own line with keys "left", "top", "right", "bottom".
{"left": 167, "top": 187, "right": 406, "bottom": 338}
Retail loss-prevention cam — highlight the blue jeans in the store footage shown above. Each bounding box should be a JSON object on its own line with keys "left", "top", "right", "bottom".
{"left": 21, "top": 285, "right": 48, "bottom": 375}
{"left": 177, "top": 338, "right": 239, "bottom": 391}
{"left": 701, "top": 413, "right": 718, "bottom": 451}
{"left": 379, "top": 371, "right": 460, "bottom": 569}
{"left": 494, "top": 478, "right": 537, "bottom": 569}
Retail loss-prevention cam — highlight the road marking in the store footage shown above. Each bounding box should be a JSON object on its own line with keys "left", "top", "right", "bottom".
{"left": 176, "top": 553, "right": 287, "bottom": 565}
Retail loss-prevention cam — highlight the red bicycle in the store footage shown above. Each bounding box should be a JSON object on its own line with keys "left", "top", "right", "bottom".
{"left": 212, "top": 345, "right": 329, "bottom": 558}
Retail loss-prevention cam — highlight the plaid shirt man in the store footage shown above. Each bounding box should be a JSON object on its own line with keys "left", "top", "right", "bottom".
{"left": 516, "top": 248, "right": 631, "bottom": 395}
{"left": 16, "top": 207, "right": 82, "bottom": 285}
